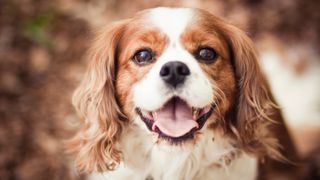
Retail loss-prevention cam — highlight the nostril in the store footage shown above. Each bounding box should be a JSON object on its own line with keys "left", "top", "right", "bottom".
{"left": 177, "top": 65, "right": 190, "bottom": 76}
{"left": 160, "top": 66, "right": 170, "bottom": 77}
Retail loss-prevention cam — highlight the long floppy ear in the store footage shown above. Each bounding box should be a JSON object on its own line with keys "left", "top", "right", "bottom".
{"left": 68, "top": 21, "right": 128, "bottom": 173}
{"left": 219, "top": 24, "right": 283, "bottom": 159}
{"left": 221, "top": 23, "right": 303, "bottom": 179}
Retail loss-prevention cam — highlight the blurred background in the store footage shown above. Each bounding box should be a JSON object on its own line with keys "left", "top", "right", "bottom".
{"left": 0, "top": 0, "right": 319, "bottom": 179}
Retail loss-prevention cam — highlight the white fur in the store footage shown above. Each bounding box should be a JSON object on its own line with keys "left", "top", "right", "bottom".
{"left": 148, "top": 7, "right": 194, "bottom": 42}
{"left": 89, "top": 126, "right": 258, "bottom": 180}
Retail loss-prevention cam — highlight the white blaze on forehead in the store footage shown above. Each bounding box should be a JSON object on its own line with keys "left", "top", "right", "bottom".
{"left": 148, "top": 7, "right": 194, "bottom": 41}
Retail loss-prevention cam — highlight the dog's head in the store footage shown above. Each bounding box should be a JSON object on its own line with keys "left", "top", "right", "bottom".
{"left": 70, "top": 7, "right": 280, "bottom": 172}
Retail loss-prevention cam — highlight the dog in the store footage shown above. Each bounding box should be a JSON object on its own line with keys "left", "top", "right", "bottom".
{"left": 69, "top": 7, "right": 301, "bottom": 180}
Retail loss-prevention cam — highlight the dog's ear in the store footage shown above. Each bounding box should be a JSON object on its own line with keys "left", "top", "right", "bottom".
{"left": 217, "top": 21, "right": 303, "bottom": 179}
{"left": 219, "top": 23, "right": 282, "bottom": 159}
{"left": 69, "top": 20, "right": 128, "bottom": 173}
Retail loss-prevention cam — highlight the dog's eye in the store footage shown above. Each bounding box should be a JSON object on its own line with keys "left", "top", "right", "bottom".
{"left": 133, "top": 49, "right": 155, "bottom": 65}
{"left": 196, "top": 47, "right": 218, "bottom": 63}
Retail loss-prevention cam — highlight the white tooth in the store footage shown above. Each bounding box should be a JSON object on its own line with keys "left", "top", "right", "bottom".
{"left": 152, "top": 112, "right": 157, "bottom": 119}
{"left": 192, "top": 108, "right": 200, "bottom": 119}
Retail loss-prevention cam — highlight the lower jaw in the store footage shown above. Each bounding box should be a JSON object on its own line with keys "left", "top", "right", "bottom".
{"left": 152, "top": 133, "right": 200, "bottom": 148}
{"left": 154, "top": 130, "right": 195, "bottom": 145}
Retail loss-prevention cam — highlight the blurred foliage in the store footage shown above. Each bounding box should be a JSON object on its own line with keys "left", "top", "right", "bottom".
{"left": 22, "top": 13, "right": 55, "bottom": 47}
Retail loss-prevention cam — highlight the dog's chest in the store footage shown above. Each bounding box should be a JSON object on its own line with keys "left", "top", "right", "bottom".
{"left": 89, "top": 129, "right": 258, "bottom": 180}
{"left": 144, "top": 136, "right": 258, "bottom": 180}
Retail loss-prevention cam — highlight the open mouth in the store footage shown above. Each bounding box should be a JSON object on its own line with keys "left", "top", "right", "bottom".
{"left": 136, "top": 97, "right": 214, "bottom": 144}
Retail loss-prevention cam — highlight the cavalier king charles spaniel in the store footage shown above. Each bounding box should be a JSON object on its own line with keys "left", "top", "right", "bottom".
{"left": 69, "top": 7, "right": 301, "bottom": 180}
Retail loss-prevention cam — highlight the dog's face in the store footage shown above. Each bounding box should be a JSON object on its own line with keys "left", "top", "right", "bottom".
{"left": 71, "top": 7, "right": 279, "bottom": 172}
{"left": 116, "top": 8, "right": 236, "bottom": 144}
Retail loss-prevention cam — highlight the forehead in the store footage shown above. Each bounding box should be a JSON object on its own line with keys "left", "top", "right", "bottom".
{"left": 139, "top": 8, "right": 228, "bottom": 59}
{"left": 147, "top": 7, "right": 194, "bottom": 41}
{"left": 120, "top": 7, "right": 229, "bottom": 61}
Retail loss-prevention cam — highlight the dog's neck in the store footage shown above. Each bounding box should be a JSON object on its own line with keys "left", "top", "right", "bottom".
{"left": 105, "top": 125, "right": 258, "bottom": 180}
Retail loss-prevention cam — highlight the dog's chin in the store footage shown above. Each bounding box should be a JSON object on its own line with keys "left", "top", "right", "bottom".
{"left": 136, "top": 97, "right": 215, "bottom": 146}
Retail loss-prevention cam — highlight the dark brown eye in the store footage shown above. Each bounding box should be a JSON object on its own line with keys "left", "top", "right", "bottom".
{"left": 133, "top": 49, "right": 155, "bottom": 65}
{"left": 196, "top": 47, "right": 218, "bottom": 63}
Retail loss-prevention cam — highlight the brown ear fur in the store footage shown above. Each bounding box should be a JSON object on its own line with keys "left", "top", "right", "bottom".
{"left": 220, "top": 25, "right": 303, "bottom": 179}
{"left": 219, "top": 23, "right": 283, "bottom": 159}
{"left": 68, "top": 21, "right": 128, "bottom": 173}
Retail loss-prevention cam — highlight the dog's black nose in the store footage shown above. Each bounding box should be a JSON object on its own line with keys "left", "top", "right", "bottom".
{"left": 159, "top": 61, "right": 190, "bottom": 87}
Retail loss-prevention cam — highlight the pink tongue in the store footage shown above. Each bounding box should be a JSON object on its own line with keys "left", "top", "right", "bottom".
{"left": 152, "top": 98, "right": 198, "bottom": 137}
